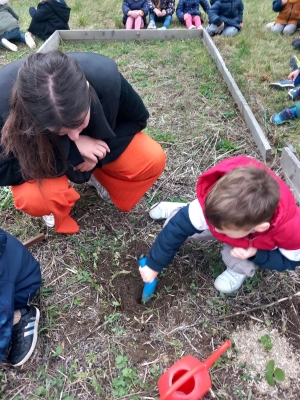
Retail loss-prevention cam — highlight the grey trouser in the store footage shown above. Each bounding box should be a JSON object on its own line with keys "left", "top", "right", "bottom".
{"left": 165, "top": 208, "right": 257, "bottom": 277}
{"left": 271, "top": 23, "right": 297, "bottom": 35}
{"left": 206, "top": 24, "right": 239, "bottom": 37}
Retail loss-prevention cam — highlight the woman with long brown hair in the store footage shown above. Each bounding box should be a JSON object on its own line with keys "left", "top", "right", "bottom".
{"left": 0, "top": 50, "right": 166, "bottom": 233}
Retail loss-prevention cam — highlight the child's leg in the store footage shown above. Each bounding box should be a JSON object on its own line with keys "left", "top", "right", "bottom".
{"left": 163, "top": 15, "right": 172, "bottom": 28}
{"left": 185, "top": 14, "right": 193, "bottom": 28}
{"left": 222, "top": 26, "right": 239, "bottom": 36}
{"left": 125, "top": 16, "right": 135, "bottom": 30}
{"left": 282, "top": 24, "right": 297, "bottom": 35}
{"left": 10, "top": 175, "right": 80, "bottom": 234}
{"left": 271, "top": 23, "right": 285, "bottom": 33}
{"left": 206, "top": 24, "right": 223, "bottom": 36}
{"left": 192, "top": 16, "right": 202, "bottom": 28}
{"left": 0, "top": 229, "right": 41, "bottom": 366}
{"left": 134, "top": 15, "right": 144, "bottom": 30}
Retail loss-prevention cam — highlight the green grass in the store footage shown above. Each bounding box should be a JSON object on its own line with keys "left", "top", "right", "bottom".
{"left": 212, "top": 0, "right": 300, "bottom": 151}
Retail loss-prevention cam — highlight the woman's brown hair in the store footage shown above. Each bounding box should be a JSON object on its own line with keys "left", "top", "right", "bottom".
{"left": 1, "top": 50, "right": 91, "bottom": 181}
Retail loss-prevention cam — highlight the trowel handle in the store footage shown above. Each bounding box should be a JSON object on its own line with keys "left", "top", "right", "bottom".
{"left": 159, "top": 364, "right": 206, "bottom": 400}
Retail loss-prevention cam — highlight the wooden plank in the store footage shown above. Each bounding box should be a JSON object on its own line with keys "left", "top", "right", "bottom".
{"left": 281, "top": 147, "right": 300, "bottom": 203}
{"left": 58, "top": 29, "right": 203, "bottom": 42}
{"left": 202, "top": 29, "right": 272, "bottom": 161}
{"left": 37, "top": 30, "right": 60, "bottom": 53}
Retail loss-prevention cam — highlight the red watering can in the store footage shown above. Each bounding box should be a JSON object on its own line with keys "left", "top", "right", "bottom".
{"left": 158, "top": 340, "right": 231, "bottom": 400}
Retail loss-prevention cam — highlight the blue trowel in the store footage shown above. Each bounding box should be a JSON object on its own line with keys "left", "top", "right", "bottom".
{"left": 138, "top": 254, "right": 157, "bottom": 304}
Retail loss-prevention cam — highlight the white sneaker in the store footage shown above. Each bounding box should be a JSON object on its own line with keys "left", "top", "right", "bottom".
{"left": 214, "top": 269, "right": 247, "bottom": 293}
{"left": 158, "top": 27, "right": 167, "bottom": 30}
{"left": 149, "top": 201, "right": 187, "bottom": 220}
{"left": 87, "top": 175, "right": 113, "bottom": 204}
{"left": 42, "top": 214, "right": 55, "bottom": 228}
{"left": 189, "top": 25, "right": 196, "bottom": 29}
{"left": 147, "top": 21, "right": 156, "bottom": 29}
{"left": 265, "top": 22, "right": 275, "bottom": 29}
{"left": 1, "top": 38, "right": 18, "bottom": 52}
{"left": 25, "top": 32, "right": 36, "bottom": 49}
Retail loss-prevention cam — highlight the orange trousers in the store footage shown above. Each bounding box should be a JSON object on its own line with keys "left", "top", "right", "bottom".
{"left": 11, "top": 132, "right": 166, "bottom": 234}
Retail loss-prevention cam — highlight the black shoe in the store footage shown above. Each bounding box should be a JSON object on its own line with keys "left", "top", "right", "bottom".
{"left": 289, "top": 55, "right": 300, "bottom": 71}
{"left": 292, "top": 38, "right": 300, "bottom": 50}
{"left": 7, "top": 306, "right": 40, "bottom": 367}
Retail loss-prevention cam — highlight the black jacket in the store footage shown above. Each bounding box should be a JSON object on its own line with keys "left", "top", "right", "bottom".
{"left": 0, "top": 52, "right": 149, "bottom": 186}
{"left": 28, "top": 0, "right": 70, "bottom": 41}
{"left": 208, "top": 0, "right": 244, "bottom": 29}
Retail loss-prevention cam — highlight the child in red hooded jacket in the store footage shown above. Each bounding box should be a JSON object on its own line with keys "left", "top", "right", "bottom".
{"left": 139, "top": 156, "right": 300, "bottom": 294}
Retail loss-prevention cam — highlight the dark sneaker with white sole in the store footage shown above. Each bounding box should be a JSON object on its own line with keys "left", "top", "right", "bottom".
{"left": 270, "top": 107, "right": 296, "bottom": 125}
{"left": 7, "top": 306, "right": 40, "bottom": 367}
{"left": 269, "top": 80, "right": 295, "bottom": 90}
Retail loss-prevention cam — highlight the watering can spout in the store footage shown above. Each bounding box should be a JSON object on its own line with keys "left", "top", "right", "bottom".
{"left": 203, "top": 340, "right": 231, "bottom": 370}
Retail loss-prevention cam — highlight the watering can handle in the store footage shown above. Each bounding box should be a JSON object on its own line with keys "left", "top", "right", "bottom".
{"left": 158, "top": 364, "right": 205, "bottom": 400}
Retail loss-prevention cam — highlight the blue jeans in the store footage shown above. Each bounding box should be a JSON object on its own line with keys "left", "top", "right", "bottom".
{"left": 0, "top": 28, "right": 25, "bottom": 46}
{"left": 149, "top": 12, "right": 172, "bottom": 28}
{"left": 206, "top": 24, "right": 239, "bottom": 37}
{"left": 294, "top": 75, "right": 300, "bottom": 86}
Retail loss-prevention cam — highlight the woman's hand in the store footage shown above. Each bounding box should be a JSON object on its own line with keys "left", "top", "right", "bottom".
{"left": 139, "top": 266, "right": 158, "bottom": 283}
{"left": 230, "top": 247, "right": 257, "bottom": 260}
{"left": 74, "top": 159, "right": 97, "bottom": 172}
{"left": 75, "top": 135, "right": 110, "bottom": 162}
{"left": 288, "top": 69, "right": 300, "bottom": 82}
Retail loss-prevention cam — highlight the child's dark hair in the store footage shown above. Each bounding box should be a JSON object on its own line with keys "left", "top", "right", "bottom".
{"left": 204, "top": 166, "right": 280, "bottom": 230}
{"left": 1, "top": 50, "right": 91, "bottom": 181}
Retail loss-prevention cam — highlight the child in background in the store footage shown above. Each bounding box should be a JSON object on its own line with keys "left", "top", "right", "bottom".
{"left": 139, "top": 156, "right": 300, "bottom": 294}
{"left": 28, "top": 0, "right": 70, "bottom": 41}
{"left": 0, "top": 0, "right": 35, "bottom": 52}
{"left": 271, "top": 0, "right": 300, "bottom": 35}
{"left": 176, "top": 0, "right": 210, "bottom": 30}
{"left": 207, "top": 0, "right": 244, "bottom": 37}
{"left": 147, "top": 0, "right": 175, "bottom": 30}
{"left": 0, "top": 229, "right": 41, "bottom": 366}
{"left": 122, "top": 0, "right": 149, "bottom": 30}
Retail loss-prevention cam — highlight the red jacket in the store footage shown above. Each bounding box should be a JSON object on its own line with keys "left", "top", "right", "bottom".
{"left": 196, "top": 156, "right": 300, "bottom": 250}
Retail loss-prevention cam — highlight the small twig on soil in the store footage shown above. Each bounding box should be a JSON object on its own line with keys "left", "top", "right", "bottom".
{"left": 116, "top": 392, "right": 154, "bottom": 400}
{"left": 209, "top": 291, "right": 300, "bottom": 323}
{"left": 110, "top": 270, "right": 131, "bottom": 286}
{"left": 8, "top": 385, "right": 27, "bottom": 400}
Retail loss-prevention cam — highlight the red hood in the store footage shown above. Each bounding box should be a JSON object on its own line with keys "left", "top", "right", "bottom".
{"left": 196, "top": 156, "right": 300, "bottom": 250}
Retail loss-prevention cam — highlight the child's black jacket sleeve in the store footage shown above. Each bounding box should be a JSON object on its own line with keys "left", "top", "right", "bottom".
{"left": 250, "top": 249, "right": 299, "bottom": 272}
{"left": 147, "top": 205, "right": 203, "bottom": 272}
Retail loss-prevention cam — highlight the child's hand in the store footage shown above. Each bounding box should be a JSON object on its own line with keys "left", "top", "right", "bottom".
{"left": 154, "top": 8, "right": 161, "bottom": 16}
{"left": 161, "top": 10, "right": 166, "bottom": 16}
{"left": 128, "top": 10, "right": 137, "bottom": 17}
{"left": 139, "top": 265, "right": 158, "bottom": 283}
{"left": 281, "top": 0, "right": 288, "bottom": 4}
{"left": 230, "top": 247, "right": 257, "bottom": 260}
{"left": 183, "top": 13, "right": 190, "bottom": 21}
{"left": 240, "top": 22, "right": 243, "bottom": 28}
{"left": 218, "top": 22, "right": 225, "bottom": 30}
{"left": 288, "top": 69, "right": 300, "bottom": 82}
